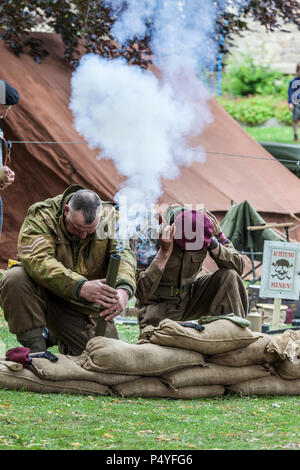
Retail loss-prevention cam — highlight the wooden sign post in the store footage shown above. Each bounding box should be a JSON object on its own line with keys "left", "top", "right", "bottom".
{"left": 260, "top": 241, "right": 300, "bottom": 330}
{"left": 272, "top": 297, "right": 282, "bottom": 330}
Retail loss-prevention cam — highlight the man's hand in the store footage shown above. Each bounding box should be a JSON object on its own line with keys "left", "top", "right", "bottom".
{"left": 151, "top": 214, "right": 175, "bottom": 270}
{"left": 80, "top": 279, "right": 119, "bottom": 308}
{"left": 0, "top": 166, "right": 15, "bottom": 190}
{"left": 289, "top": 103, "right": 294, "bottom": 111}
{"left": 205, "top": 210, "right": 221, "bottom": 236}
{"left": 157, "top": 214, "right": 175, "bottom": 255}
{"left": 99, "top": 288, "right": 130, "bottom": 321}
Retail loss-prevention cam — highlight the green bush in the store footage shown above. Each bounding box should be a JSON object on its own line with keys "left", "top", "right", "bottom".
{"left": 274, "top": 102, "right": 293, "bottom": 125}
{"left": 217, "top": 94, "right": 293, "bottom": 126}
{"left": 222, "top": 54, "right": 292, "bottom": 99}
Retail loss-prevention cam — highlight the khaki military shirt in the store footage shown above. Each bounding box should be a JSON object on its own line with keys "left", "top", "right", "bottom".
{"left": 135, "top": 235, "right": 244, "bottom": 306}
{"left": 17, "top": 185, "right": 136, "bottom": 315}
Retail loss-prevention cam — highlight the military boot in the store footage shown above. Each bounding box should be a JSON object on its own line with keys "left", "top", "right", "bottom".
{"left": 42, "top": 327, "right": 58, "bottom": 348}
{"left": 16, "top": 327, "right": 47, "bottom": 353}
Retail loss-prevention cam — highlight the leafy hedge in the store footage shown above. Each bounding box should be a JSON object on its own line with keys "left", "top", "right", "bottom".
{"left": 222, "top": 55, "right": 292, "bottom": 99}
{"left": 217, "top": 96, "right": 292, "bottom": 125}
{"left": 218, "top": 53, "right": 294, "bottom": 126}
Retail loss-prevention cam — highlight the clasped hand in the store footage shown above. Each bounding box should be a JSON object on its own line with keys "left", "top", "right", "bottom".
{"left": 80, "top": 279, "right": 129, "bottom": 321}
{"left": 0, "top": 166, "right": 15, "bottom": 190}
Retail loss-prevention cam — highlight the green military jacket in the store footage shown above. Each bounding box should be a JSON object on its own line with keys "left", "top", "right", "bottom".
{"left": 135, "top": 206, "right": 244, "bottom": 306}
{"left": 17, "top": 185, "right": 136, "bottom": 315}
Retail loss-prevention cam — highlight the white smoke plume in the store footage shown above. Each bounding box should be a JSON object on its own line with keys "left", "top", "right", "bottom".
{"left": 70, "top": 54, "right": 209, "bottom": 207}
{"left": 108, "top": 0, "right": 221, "bottom": 72}
{"left": 70, "top": 0, "right": 247, "bottom": 247}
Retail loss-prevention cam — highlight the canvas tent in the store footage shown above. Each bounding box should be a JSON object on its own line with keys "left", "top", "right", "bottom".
{"left": 259, "top": 141, "right": 300, "bottom": 177}
{"left": 220, "top": 201, "right": 290, "bottom": 282}
{"left": 1, "top": 33, "right": 300, "bottom": 270}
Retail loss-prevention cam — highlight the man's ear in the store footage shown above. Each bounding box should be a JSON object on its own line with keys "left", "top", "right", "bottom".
{"left": 64, "top": 204, "right": 70, "bottom": 216}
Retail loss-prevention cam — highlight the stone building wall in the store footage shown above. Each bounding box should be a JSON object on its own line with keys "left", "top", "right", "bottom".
{"left": 228, "top": 19, "right": 300, "bottom": 75}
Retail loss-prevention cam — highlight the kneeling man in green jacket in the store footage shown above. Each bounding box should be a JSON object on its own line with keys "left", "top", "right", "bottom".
{"left": 0, "top": 185, "right": 136, "bottom": 355}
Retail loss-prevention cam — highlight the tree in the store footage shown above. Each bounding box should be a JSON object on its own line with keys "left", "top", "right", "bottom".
{"left": 0, "top": 0, "right": 300, "bottom": 69}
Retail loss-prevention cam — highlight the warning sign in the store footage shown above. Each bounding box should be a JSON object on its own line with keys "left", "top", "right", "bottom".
{"left": 260, "top": 241, "right": 300, "bottom": 300}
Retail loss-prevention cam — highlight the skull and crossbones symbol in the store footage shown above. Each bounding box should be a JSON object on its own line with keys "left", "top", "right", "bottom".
{"left": 271, "top": 258, "right": 293, "bottom": 280}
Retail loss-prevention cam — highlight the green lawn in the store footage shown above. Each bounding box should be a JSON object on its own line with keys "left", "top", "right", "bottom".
{"left": 0, "top": 314, "right": 300, "bottom": 451}
{"left": 244, "top": 125, "right": 298, "bottom": 145}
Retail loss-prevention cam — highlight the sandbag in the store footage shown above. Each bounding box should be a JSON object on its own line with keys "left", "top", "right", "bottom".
{"left": 275, "top": 359, "right": 300, "bottom": 380}
{"left": 227, "top": 375, "right": 300, "bottom": 396}
{"left": 0, "top": 363, "right": 110, "bottom": 395}
{"left": 80, "top": 336, "right": 205, "bottom": 375}
{"left": 160, "top": 363, "right": 271, "bottom": 388}
{"left": 171, "top": 384, "right": 225, "bottom": 399}
{"left": 31, "top": 354, "right": 141, "bottom": 385}
{"left": 138, "top": 319, "right": 261, "bottom": 355}
{"left": 112, "top": 377, "right": 172, "bottom": 398}
{"left": 112, "top": 377, "right": 224, "bottom": 399}
{"left": 207, "top": 334, "right": 278, "bottom": 367}
{"left": 266, "top": 330, "right": 300, "bottom": 363}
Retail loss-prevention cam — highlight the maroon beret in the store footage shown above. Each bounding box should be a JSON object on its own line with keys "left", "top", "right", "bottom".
{"left": 6, "top": 347, "right": 32, "bottom": 367}
{"left": 174, "top": 210, "right": 213, "bottom": 252}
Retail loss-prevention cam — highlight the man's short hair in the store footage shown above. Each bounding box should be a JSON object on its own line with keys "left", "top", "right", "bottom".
{"left": 297, "top": 63, "right": 300, "bottom": 73}
{"left": 69, "top": 189, "right": 101, "bottom": 224}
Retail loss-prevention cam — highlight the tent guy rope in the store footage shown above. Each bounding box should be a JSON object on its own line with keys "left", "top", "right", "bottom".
{"left": 8, "top": 140, "right": 300, "bottom": 168}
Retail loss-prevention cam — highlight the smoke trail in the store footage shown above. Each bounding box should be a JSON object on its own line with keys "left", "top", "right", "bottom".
{"left": 108, "top": 0, "right": 220, "bottom": 72}
{"left": 70, "top": 54, "right": 208, "bottom": 208}
{"left": 70, "top": 0, "right": 248, "bottom": 250}
{"left": 106, "top": 0, "right": 249, "bottom": 83}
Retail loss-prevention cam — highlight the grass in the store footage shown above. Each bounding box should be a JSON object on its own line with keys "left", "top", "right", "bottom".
{"left": 0, "top": 389, "right": 299, "bottom": 451}
{"left": 244, "top": 125, "right": 298, "bottom": 145}
{"left": 0, "top": 314, "right": 300, "bottom": 451}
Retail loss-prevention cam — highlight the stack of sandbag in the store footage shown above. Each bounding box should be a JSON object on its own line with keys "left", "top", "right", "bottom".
{"left": 77, "top": 336, "right": 217, "bottom": 399}
{"left": 127, "top": 318, "right": 272, "bottom": 398}
{"left": 220, "top": 329, "right": 300, "bottom": 396}
{"left": 0, "top": 357, "right": 111, "bottom": 395}
{"left": 66, "top": 321, "right": 271, "bottom": 399}
{"left": 129, "top": 318, "right": 300, "bottom": 397}
{"left": 1, "top": 318, "right": 299, "bottom": 398}
{"left": 0, "top": 336, "right": 207, "bottom": 397}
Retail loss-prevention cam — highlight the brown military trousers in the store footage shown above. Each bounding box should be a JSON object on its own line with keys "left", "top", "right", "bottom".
{"left": 0, "top": 266, "right": 118, "bottom": 355}
{"left": 137, "top": 269, "right": 248, "bottom": 333}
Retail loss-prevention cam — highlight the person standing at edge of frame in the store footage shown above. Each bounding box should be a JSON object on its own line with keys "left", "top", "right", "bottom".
{"left": 0, "top": 79, "right": 20, "bottom": 236}
{"left": 288, "top": 63, "right": 300, "bottom": 142}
